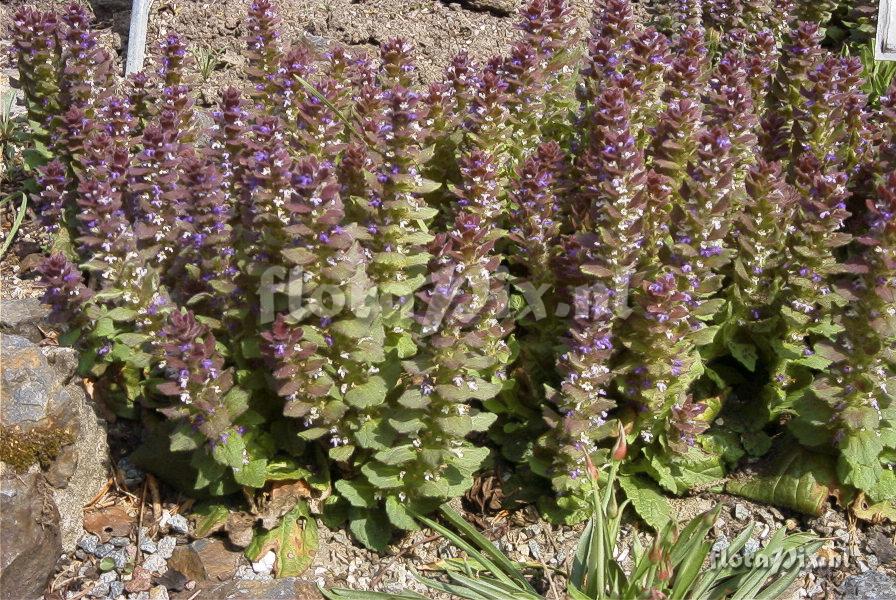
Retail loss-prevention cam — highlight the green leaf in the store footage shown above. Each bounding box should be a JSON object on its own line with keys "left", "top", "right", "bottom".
{"left": 375, "top": 445, "right": 416, "bottom": 466}
{"left": 385, "top": 496, "right": 418, "bottom": 531}
{"left": 727, "top": 340, "right": 758, "bottom": 372}
{"left": 245, "top": 502, "right": 318, "bottom": 577}
{"left": 106, "top": 307, "right": 137, "bottom": 321}
{"left": 838, "top": 430, "right": 884, "bottom": 494}
{"left": 233, "top": 458, "right": 268, "bottom": 488}
{"left": 618, "top": 473, "right": 672, "bottom": 532}
{"left": 335, "top": 479, "right": 376, "bottom": 508}
{"left": 344, "top": 377, "right": 387, "bottom": 409}
{"left": 212, "top": 433, "right": 246, "bottom": 469}
{"left": 725, "top": 440, "right": 844, "bottom": 516}
{"left": 192, "top": 502, "right": 230, "bottom": 538}
{"left": 170, "top": 424, "right": 203, "bottom": 452}
{"left": 348, "top": 507, "right": 392, "bottom": 551}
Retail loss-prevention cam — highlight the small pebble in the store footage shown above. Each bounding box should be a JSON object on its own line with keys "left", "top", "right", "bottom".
{"left": 142, "top": 554, "right": 168, "bottom": 575}
{"left": 109, "top": 580, "right": 125, "bottom": 598}
{"left": 95, "top": 544, "right": 115, "bottom": 558}
{"left": 99, "top": 572, "right": 118, "bottom": 584}
{"left": 131, "top": 593, "right": 150, "bottom": 600}
{"left": 110, "top": 548, "right": 129, "bottom": 569}
{"left": 78, "top": 535, "right": 100, "bottom": 555}
{"left": 834, "top": 529, "right": 850, "bottom": 544}
{"left": 89, "top": 583, "right": 110, "bottom": 598}
{"left": 711, "top": 534, "right": 730, "bottom": 556}
{"left": 110, "top": 537, "right": 130, "bottom": 547}
{"left": 139, "top": 538, "right": 157, "bottom": 554}
{"left": 733, "top": 503, "right": 750, "bottom": 521}
{"left": 252, "top": 550, "right": 276, "bottom": 575}
{"left": 148, "top": 586, "right": 168, "bottom": 600}
{"left": 167, "top": 514, "right": 189, "bottom": 535}
{"left": 743, "top": 539, "right": 760, "bottom": 556}
{"left": 156, "top": 537, "right": 176, "bottom": 559}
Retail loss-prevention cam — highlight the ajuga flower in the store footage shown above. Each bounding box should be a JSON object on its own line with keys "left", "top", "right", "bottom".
{"left": 210, "top": 87, "right": 249, "bottom": 195}
{"left": 127, "top": 71, "right": 155, "bottom": 132}
{"left": 576, "top": 86, "right": 649, "bottom": 303}
{"left": 246, "top": 0, "right": 283, "bottom": 107}
{"left": 444, "top": 52, "right": 478, "bottom": 119}
{"left": 741, "top": 29, "right": 778, "bottom": 107}
{"left": 382, "top": 213, "right": 510, "bottom": 506}
{"left": 660, "top": 27, "right": 708, "bottom": 104}
{"left": 10, "top": 7, "right": 63, "bottom": 134}
{"left": 671, "top": 127, "right": 737, "bottom": 291}
{"left": 648, "top": 98, "right": 702, "bottom": 189}
{"left": 157, "top": 310, "right": 238, "bottom": 440}
{"left": 508, "top": 141, "right": 566, "bottom": 287}
{"left": 59, "top": 2, "right": 112, "bottom": 114}
{"left": 34, "top": 160, "right": 69, "bottom": 233}
{"left": 240, "top": 117, "right": 295, "bottom": 273}
{"left": 792, "top": 124, "right": 896, "bottom": 503}
{"left": 727, "top": 160, "right": 798, "bottom": 322}
{"left": 37, "top": 253, "right": 92, "bottom": 322}
{"left": 454, "top": 150, "right": 502, "bottom": 223}
{"left": 761, "top": 22, "right": 823, "bottom": 162}
{"left": 261, "top": 314, "right": 332, "bottom": 425}
{"left": 541, "top": 286, "right": 616, "bottom": 492}
{"left": 620, "top": 270, "right": 704, "bottom": 440}
{"left": 131, "top": 124, "right": 187, "bottom": 267}
{"left": 465, "top": 58, "right": 511, "bottom": 159}
{"left": 704, "top": 52, "right": 757, "bottom": 167}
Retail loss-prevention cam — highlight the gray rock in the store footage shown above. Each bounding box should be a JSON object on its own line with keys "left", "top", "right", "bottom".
{"left": 0, "top": 473, "right": 63, "bottom": 600}
{"left": 79, "top": 534, "right": 100, "bottom": 555}
{"left": 166, "top": 513, "right": 189, "bottom": 535}
{"left": 142, "top": 553, "right": 168, "bottom": 575}
{"left": 147, "top": 585, "right": 169, "bottom": 600}
{"left": 458, "top": 0, "right": 517, "bottom": 15}
{"left": 111, "top": 536, "right": 130, "bottom": 547}
{"left": 742, "top": 538, "right": 760, "bottom": 556}
{"left": 156, "top": 536, "right": 176, "bottom": 559}
{"left": 110, "top": 547, "right": 129, "bottom": 569}
{"left": 0, "top": 298, "right": 50, "bottom": 343}
{"left": 90, "top": 583, "right": 111, "bottom": 598}
{"left": 99, "top": 571, "right": 119, "bottom": 584}
{"left": 0, "top": 335, "right": 109, "bottom": 552}
{"left": 733, "top": 503, "right": 750, "bottom": 521}
{"left": 841, "top": 572, "right": 896, "bottom": 599}
{"left": 139, "top": 538, "right": 158, "bottom": 554}
{"left": 711, "top": 534, "right": 729, "bottom": 556}
{"left": 95, "top": 543, "right": 116, "bottom": 558}
{"left": 0, "top": 335, "right": 56, "bottom": 426}
{"left": 109, "top": 580, "right": 125, "bottom": 598}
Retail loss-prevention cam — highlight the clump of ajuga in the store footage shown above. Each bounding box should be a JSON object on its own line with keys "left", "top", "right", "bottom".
{"left": 14, "top": 0, "right": 895, "bottom": 548}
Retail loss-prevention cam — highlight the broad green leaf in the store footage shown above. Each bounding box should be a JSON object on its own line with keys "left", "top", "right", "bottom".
{"left": 726, "top": 441, "right": 844, "bottom": 516}
{"left": 385, "top": 496, "right": 418, "bottom": 531}
{"left": 192, "top": 502, "right": 230, "bottom": 538}
{"left": 233, "top": 458, "right": 268, "bottom": 488}
{"left": 618, "top": 473, "right": 672, "bottom": 532}
{"left": 344, "top": 377, "right": 388, "bottom": 409}
{"left": 348, "top": 508, "right": 392, "bottom": 551}
{"left": 245, "top": 502, "right": 317, "bottom": 577}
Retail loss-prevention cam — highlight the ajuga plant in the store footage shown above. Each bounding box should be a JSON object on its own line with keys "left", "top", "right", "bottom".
{"left": 12, "top": 0, "right": 896, "bottom": 557}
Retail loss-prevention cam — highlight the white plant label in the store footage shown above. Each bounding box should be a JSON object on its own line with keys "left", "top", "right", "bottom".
{"left": 878, "top": 0, "right": 896, "bottom": 60}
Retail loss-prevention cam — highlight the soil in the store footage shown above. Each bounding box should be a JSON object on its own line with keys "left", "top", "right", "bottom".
{"left": 2, "top": 1, "right": 895, "bottom": 598}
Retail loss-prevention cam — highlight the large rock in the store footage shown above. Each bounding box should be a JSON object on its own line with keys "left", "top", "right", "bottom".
{"left": 841, "top": 572, "right": 896, "bottom": 599}
{"left": 0, "top": 472, "right": 63, "bottom": 600}
{"left": 0, "top": 298, "right": 50, "bottom": 344}
{"left": 0, "top": 335, "right": 109, "bottom": 552}
{"left": 167, "top": 538, "right": 243, "bottom": 582}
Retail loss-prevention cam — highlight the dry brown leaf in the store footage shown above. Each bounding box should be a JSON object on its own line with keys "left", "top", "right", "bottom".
{"left": 84, "top": 505, "right": 133, "bottom": 541}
